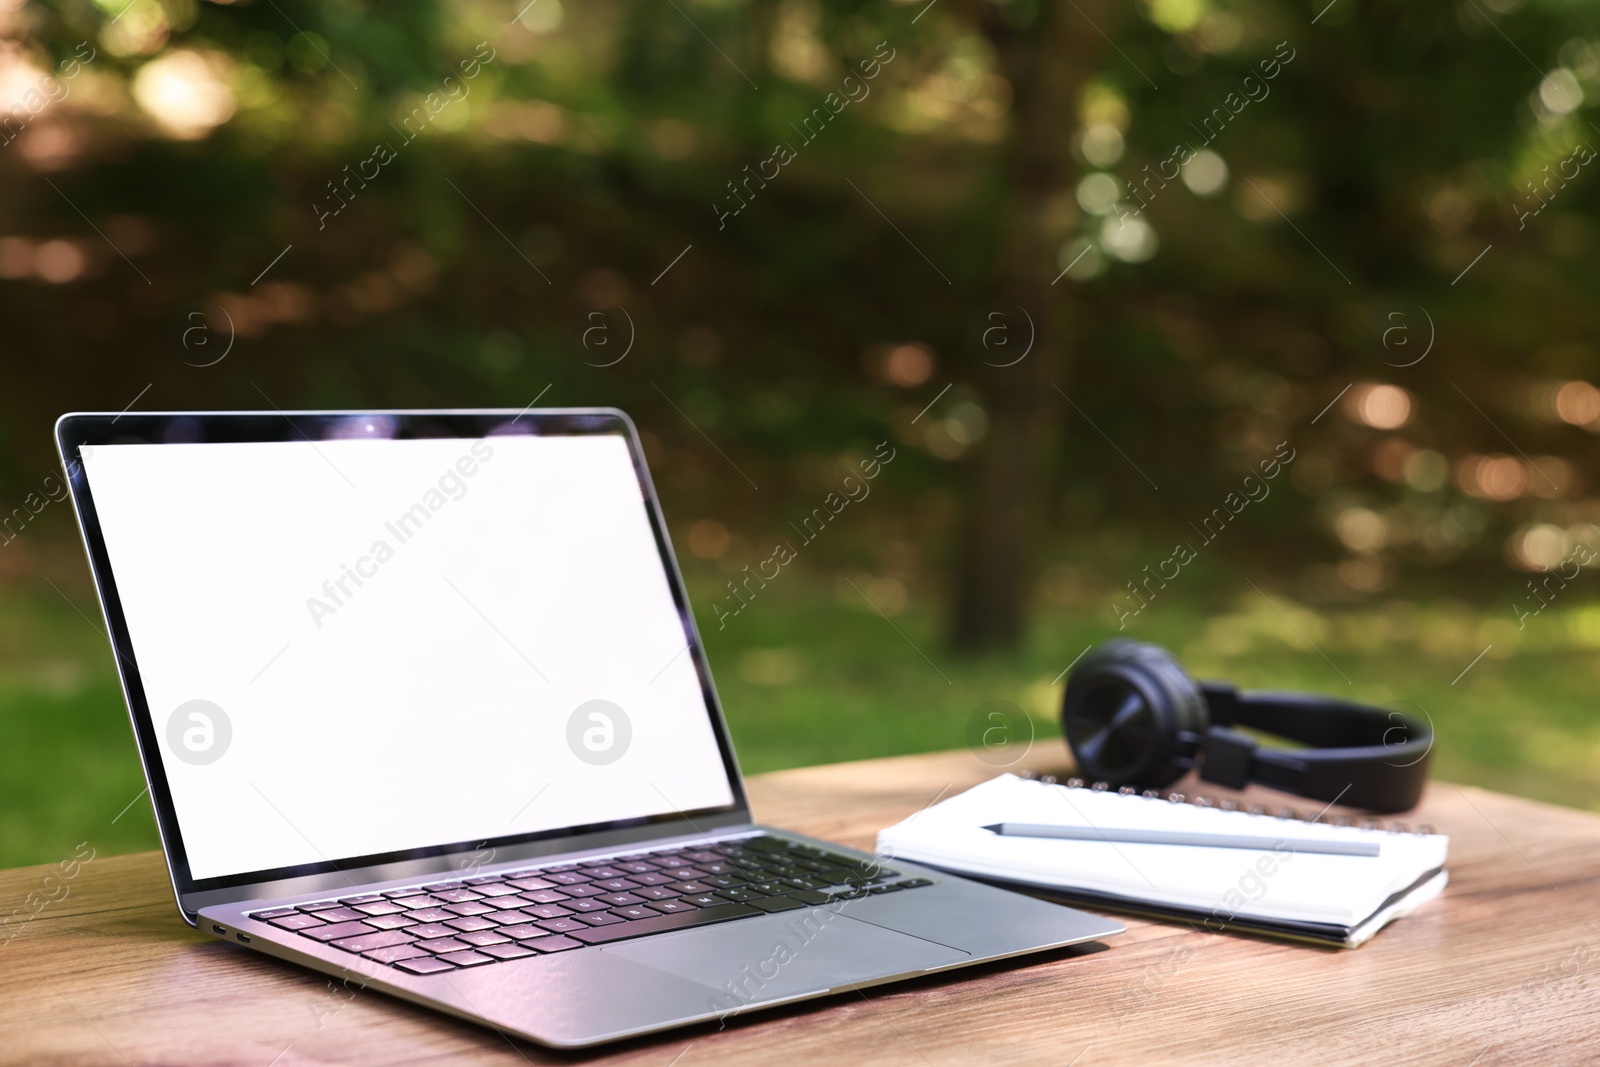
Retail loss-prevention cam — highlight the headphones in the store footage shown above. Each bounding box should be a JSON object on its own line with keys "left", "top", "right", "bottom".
{"left": 1060, "top": 641, "right": 1432, "bottom": 813}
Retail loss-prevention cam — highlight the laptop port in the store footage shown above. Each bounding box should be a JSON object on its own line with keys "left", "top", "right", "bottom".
{"left": 237, "top": 933, "right": 251, "bottom": 943}
{"left": 212, "top": 924, "right": 227, "bottom": 935}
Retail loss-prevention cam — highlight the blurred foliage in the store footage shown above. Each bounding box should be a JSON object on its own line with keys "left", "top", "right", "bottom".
{"left": 3, "top": 0, "right": 1600, "bottom": 612}
{"left": 5, "top": 569, "right": 1600, "bottom": 867}
{"left": 3, "top": 0, "right": 1600, "bottom": 863}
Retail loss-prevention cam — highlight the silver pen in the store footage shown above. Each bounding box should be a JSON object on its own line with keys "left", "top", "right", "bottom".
{"left": 981, "top": 822, "right": 1381, "bottom": 857}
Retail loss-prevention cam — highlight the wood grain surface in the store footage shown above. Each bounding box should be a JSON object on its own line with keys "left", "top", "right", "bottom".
{"left": 2, "top": 742, "right": 1596, "bottom": 1066}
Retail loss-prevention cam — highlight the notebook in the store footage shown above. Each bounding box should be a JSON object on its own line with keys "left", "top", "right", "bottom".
{"left": 877, "top": 774, "right": 1448, "bottom": 947}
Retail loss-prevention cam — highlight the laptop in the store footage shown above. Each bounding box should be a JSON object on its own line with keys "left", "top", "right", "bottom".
{"left": 56, "top": 408, "right": 1122, "bottom": 1048}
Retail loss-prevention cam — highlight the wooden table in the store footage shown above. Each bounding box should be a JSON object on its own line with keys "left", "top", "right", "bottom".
{"left": 3, "top": 743, "right": 1597, "bottom": 1066}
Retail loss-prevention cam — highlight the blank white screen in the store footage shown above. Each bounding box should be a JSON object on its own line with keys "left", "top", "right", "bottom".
{"left": 82, "top": 432, "right": 735, "bottom": 881}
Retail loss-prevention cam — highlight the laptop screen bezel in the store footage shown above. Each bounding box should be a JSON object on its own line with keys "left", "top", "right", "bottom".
{"left": 55, "top": 408, "right": 752, "bottom": 918}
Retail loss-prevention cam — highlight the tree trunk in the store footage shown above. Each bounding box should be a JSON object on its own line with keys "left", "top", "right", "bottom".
{"left": 951, "top": 0, "right": 1113, "bottom": 652}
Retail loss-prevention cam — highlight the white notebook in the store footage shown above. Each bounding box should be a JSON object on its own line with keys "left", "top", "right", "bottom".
{"left": 878, "top": 774, "right": 1448, "bottom": 947}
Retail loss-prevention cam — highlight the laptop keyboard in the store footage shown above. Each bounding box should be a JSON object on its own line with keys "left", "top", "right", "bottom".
{"left": 246, "top": 835, "right": 934, "bottom": 975}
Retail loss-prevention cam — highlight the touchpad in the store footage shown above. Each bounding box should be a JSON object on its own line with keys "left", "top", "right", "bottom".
{"left": 603, "top": 913, "right": 968, "bottom": 999}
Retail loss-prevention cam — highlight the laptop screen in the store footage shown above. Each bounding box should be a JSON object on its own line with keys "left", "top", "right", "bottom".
{"left": 79, "top": 427, "right": 736, "bottom": 882}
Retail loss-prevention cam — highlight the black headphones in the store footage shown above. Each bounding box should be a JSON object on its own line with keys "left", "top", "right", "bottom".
{"left": 1060, "top": 641, "right": 1432, "bottom": 813}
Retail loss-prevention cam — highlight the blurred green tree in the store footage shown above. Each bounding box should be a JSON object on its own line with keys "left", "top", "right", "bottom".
{"left": 1, "top": 0, "right": 1598, "bottom": 653}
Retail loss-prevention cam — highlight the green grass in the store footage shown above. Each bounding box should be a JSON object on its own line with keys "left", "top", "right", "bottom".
{"left": 3, "top": 568, "right": 1598, "bottom": 870}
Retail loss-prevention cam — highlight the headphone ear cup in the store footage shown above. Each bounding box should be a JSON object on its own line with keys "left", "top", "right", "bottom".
{"left": 1061, "top": 641, "right": 1208, "bottom": 789}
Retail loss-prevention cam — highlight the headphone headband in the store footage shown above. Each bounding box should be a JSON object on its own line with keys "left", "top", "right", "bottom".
{"left": 1061, "top": 642, "right": 1432, "bottom": 813}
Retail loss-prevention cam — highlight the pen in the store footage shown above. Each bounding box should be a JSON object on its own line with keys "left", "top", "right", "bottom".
{"left": 981, "top": 822, "right": 1381, "bottom": 857}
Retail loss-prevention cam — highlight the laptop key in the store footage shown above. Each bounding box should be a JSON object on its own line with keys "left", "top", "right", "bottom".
{"left": 645, "top": 899, "right": 698, "bottom": 914}
{"left": 395, "top": 956, "right": 457, "bottom": 975}
{"left": 570, "top": 902, "right": 762, "bottom": 946}
{"left": 520, "top": 889, "right": 570, "bottom": 905}
{"left": 408, "top": 923, "right": 457, "bottom": 939}
{"left": 431, "top": 889, "right": 483, "bottom": 904}
{"left": 564, "top": 899, "right": 612, "bottom": 913}
{"left": 353, "top": 901, "right": 406, "bottom": 916}
{"left": 485, "top": 909, "right": 533, "bottom": 924}
{"left": 338, "top": 894, "right": 384, "bottom": 905}
{"left": 435, "top": 951, "right": 491, "bottom": 968}
{"left": 405, "top": 908, "right": 455, "bottom": 924}
{"left": 668, "top": 881, "right": 713, "bottom": 895}
{"left": 310, "top": 907, "right": 366, "bottom": 923}
{"left": 682, "top": 894, "right": 722, "bottom": 908}
{"left": 612, "top": 862, "right": 654, "bottom": 875}
{"left": 497, "top": 924, "right": 548, "bottom": 940}
{"left": 715, "top": 887, "right": 760, "bottom": 902}
{"left": 633, "top": 887, "right": 678, "bottom": 901}
{"left": 592, "top": 879, "right": 640, "bottom": 892}
{"left": 267, "top": 913, "right": 326, "bottom": 931}
{"left": 474, "top": 883, "right": 523, "bottom": 898}
{"left": 533, "top": 918, "right": 585, "bottom": 934}
{"left": 612, "top": 906, "right": 654, "bottom": 920}
{"left": 659, "top": 868, "right": 703, "bottom": 881}
{"left": 573, "top": 911, "right": 626, "bottom": 926}
{"left": 561, "top": 885, "right": 608, "bottom": 898}
{"left": 365, "top": 914, "right": 417, "bottom": 931}
{"left": 747, "top": 895, "right": 805, "bottom": 913}
{"left": 544, "top": 872, "right": 591, "bottom": 886}
{"left": 897, "top": 878, "right": 933, "bottom": 889}
{"left": 444, "top": 901, "right": 495, "bottom": 917}
{"left": 382, "top": 888, "right": 425, "bottom": 899}
{"left": 331, "top": 930, "right": 416, "bottom": 953}
{"left": 457, "top": 930, "right": 511, "bottom": 947}
{"left": 527, "top": 936, "right": 583, "bottom": 953}
{"left": 297, "top": 900, "right": 344, "bottom": 912}
{"left": 628, "top": 872, "right": 674, "bottom": 886}
{"left": 506, "top": 876, "right": 556, "bottom": 892}
{"left": 301, "top": 920, "right": 379, "bottom": 942}
{"left": 365, "top": 944, "right": 430, "bottom": 964}
{"left": 479, "top": 942, "right": 538, "bottom": 960}
{"left": 597, "top": 893, "right": 643, "bottom": 907}
{"left": 787, "top": 890, "right": 832, "bottom": 905}
{"left": 399, "top": 895, "right": 447, "bottom": 910}
{"left": 526, "top": 905, "right": 572, "bottom": 920}
{"left": 250, "top": 908, "right": 298, "bottom": 920}
{"left": 416, "top": 937, "right": 472, "bottom": 953}
{"left": 744, "top": 838, "right": 790, "bottom": 852}
{"left": 444, "top": 917, "right": 498, "bottom": 932}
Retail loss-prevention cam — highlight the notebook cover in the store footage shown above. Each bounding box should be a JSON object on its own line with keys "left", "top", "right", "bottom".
{"left": 924, "top": 863, "right": 1448, "bottom": 947}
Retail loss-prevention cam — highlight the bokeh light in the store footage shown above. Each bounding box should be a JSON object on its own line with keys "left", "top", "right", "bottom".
{"left": 883, "top": 343, "right": 934, "bottom": 387}
{"left": 1100, "top": 215, "right": 1158, "bottom": 262}
{"left": 1345, "top": 383, "right": 1413, "bottom": 429}
{"left": 1075, "top": 172, "right": 1122, "bottom": 216}
{"left": 1554, "top": 380, "right": 1600, "bottom": 426}
{"left": 1181, "top": 150, "right": 1229, "bottom": 196}
{"left": 132, "top": 51, "right": 236, "bottom": 139}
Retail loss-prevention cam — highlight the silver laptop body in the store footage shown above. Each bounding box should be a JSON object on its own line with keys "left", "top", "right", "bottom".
{"left": 58, "top": 408, "right": 1122, "bottom": 1049}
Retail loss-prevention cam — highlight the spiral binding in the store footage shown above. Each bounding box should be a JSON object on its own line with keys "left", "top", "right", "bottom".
{"left": 1015, "top": 769, "right": 1435, "bottom": 836}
